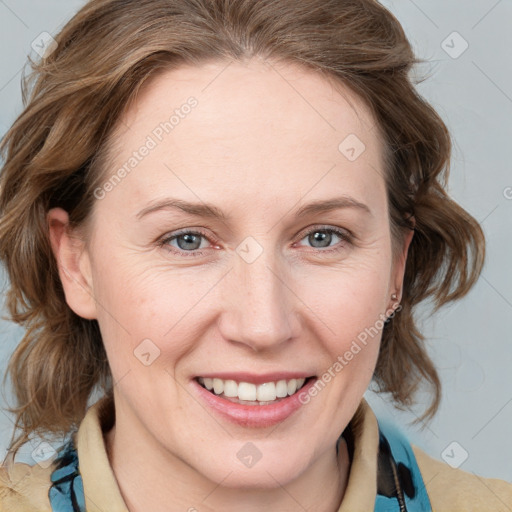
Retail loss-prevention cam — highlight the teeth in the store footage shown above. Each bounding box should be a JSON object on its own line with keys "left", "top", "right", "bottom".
{"left": 198, "top": 376, "right": 308, "bottom": 403}
{"left": 287, "top": 379, "right": 297, "bottom": 395}
{"left": 213, "top": 378, "right": 224, "bottom": 394}
{"left": 256, "top": 382, "right": 276, "bottom": 401}
{"left": 238, "top": 382, "right": 257, "bottom": 401}
{"left": 223, "top": 379, "right": 238, "bottom": 397}
{"left": 276, "top": 380, "right": 288, "bottom": 397}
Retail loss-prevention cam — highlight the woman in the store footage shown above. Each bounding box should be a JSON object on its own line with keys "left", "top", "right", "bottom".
{"left": 0, "top": 0, "right": 510, "bottom": 510}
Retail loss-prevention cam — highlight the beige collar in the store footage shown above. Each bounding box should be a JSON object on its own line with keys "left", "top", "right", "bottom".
{"left": 76, "top": 396, "right": 379, "bottom": 512}
{"left": 338, "top": 399, "right": 379, "bottom": 512}
{"left": 75, "top": 396, "right": 128, "bottom": 512}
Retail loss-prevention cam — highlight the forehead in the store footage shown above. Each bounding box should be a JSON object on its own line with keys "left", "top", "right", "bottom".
{"left": 100, "top": 59, "right": 386, "bottom": 213}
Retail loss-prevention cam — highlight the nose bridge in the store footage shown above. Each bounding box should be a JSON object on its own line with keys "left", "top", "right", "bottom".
{"left": 221, "top": 243, "right": 296, "bottom": 350}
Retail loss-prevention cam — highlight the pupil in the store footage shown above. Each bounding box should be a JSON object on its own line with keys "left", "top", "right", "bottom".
{"left": 309, "top": 231, "right": 331, "bottom": 248}
{"left": 177, "top": 233, "right": 201, "bottom": 250}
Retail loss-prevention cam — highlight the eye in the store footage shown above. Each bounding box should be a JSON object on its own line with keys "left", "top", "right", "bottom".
{"left": 296, "top": 226, "right": 352, "bottom": 253}
{"left": 158, "top": 229, "right": 214, "bottom": 257}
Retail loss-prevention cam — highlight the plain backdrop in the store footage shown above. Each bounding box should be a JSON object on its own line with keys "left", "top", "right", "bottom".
{"left": 0, "top": 0, "right": 511, "bottom": 481}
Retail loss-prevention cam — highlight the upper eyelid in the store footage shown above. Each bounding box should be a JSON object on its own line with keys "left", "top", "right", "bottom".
{"left": 297, "top": 225, "right": 351, "bottom": 239}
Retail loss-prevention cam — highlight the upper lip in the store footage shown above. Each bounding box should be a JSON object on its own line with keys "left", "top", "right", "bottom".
{"left": 195, "top": 372, "right": 315, "bottom": 385}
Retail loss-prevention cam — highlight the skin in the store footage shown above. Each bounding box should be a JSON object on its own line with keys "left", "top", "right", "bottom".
{"left": 48, "top": 58, "right": 413, "bottom": 512}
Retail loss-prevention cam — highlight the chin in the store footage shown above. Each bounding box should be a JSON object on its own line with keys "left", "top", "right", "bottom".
{"left": 210, "top": 463, "right": 303, "bottom": 490}
{"left": 188, "top": 444, "right": 311, "bottom": 490}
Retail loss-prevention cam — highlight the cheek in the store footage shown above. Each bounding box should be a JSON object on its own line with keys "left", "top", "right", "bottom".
{"left": 90, "top": 252, "right": 212, "bottom": 369}
{"left": 293, "top": 260, "right": 390, "bottom": 367}
{"left": 297, "top": 261, "right": 390, "bottom": 329}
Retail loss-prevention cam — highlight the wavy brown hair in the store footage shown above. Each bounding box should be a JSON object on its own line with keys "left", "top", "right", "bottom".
{"left": 0, "top": 0, "right": 484, "bottom": 457}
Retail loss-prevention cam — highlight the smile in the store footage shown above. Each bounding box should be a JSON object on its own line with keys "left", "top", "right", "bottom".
{"left": 197, "top": 377, "right": 309, "bottom": 405}
{"left": 192, "top": 373, "right": 317, "bottom": 428}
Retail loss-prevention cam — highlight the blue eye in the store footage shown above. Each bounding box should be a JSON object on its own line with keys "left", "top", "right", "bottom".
{"left": 159, "top": 230, "right": 212, "bottom": 257}
{"left": 297, "top": 227, "right": 351, "bottom": 252}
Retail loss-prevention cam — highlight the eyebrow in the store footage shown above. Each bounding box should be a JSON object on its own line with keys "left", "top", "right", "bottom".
{"left": 135, "top": 195, "right": 372, "bottom": 221}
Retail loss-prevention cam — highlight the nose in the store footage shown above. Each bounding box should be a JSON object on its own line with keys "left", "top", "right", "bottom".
{"left": 218, "top": 248, "right": 298, "bottom": 352}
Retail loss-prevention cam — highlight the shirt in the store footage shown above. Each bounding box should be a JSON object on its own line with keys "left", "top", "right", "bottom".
{"left": 1, "top": 396, "right": 511, "bottom": 511}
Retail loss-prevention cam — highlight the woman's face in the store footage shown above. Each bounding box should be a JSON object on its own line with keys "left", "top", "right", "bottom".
{"left": 51, "top": 59, "right": 411, "bottom": 487}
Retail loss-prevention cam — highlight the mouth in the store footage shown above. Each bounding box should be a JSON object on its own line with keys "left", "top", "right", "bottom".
{"left": 195, "top": 376, "right": 314, "bottom": 406}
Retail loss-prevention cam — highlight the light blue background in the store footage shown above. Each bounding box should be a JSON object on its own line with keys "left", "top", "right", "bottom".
{"left": 0, "top": 0, "right": 511, "bottom": 482}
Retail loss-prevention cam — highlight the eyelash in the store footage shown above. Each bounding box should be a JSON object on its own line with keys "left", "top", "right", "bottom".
{"left": 157, "top": 225, "right": 353, "bottom": 258}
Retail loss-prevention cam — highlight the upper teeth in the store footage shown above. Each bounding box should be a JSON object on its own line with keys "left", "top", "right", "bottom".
{"left": 198, "top": 377, "right": 307, "bottom": 402}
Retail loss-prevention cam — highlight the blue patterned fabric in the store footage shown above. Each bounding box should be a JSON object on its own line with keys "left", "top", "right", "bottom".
{"left": 374, "top": 418, "right": 432, "bottom": 511}
{"left": 48, "top": 441, "right": 85, "bottom": 512}
{"left": 48, "top": 420, "right": 432, "bottom": 511}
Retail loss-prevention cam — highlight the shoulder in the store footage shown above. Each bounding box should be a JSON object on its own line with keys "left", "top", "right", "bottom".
{"left": 0, "top": 461, "right": 53, "bottom": 511}
{"left": 412, "top": 444, "right": 512, "bottom": 512}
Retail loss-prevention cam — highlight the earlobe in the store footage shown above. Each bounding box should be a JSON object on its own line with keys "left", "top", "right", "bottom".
{"left": 47, "top": 207, "right": 97, "bottom": 320}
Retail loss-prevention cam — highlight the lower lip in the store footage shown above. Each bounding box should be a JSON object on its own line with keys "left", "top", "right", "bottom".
{"left": 192, "top": 378, "right": 317, "bottom": 428}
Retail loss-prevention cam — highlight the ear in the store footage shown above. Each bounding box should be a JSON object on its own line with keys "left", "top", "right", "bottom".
{"left": 47, "top": 207, "right": 98, "bottom": 319}
{"left": 391, "top": 221, "right": 415, "bottom": 302}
